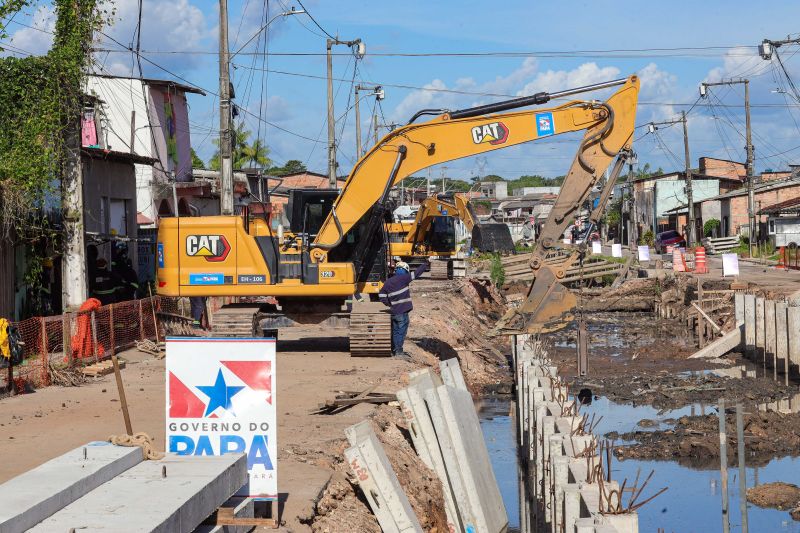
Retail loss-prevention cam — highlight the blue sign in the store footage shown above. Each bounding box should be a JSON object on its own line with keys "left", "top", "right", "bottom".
{"left": 189, "top": 273, "right": 224, "bottom": 285}
{"left": 535, "top": 112, "right": 555, "bottom": 137}
{"left": 157, "top": 243, "right": 164, "bottom": 268}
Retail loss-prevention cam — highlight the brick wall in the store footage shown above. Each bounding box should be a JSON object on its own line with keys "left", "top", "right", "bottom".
{"left": 722, "top": 183, "right": 800, "bottom": 236}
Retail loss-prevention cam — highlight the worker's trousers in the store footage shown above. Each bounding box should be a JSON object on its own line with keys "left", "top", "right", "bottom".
{"left": 391, "top": 312, "right": 410, "bottom": 354}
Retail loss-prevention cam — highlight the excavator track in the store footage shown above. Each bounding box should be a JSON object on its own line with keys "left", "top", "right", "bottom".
{"left": 210, "top": 305, "right": 260, "bottom": 337}
{"left": 349, "top": 301, "right": 392, "bottom": 357}
{"left": 428, "top": 258, "right": 450, "bottom": 280}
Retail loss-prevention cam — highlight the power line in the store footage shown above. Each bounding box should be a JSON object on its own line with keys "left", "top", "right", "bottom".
{"left": 293, "top": 0, "right": 335, "bottom": 40}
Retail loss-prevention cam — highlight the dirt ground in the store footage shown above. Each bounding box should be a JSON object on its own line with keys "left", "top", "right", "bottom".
{"left": 0, "top": 277, "right": 510, "bottom": 532}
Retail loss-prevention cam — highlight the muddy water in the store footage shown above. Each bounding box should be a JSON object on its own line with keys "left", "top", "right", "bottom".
{"left": 477, "top": 396, "right": 520, "bottom": 533}
{"left": 478, "top": 394, "right": 800, "bottom": 532}
{"left": 582, "top": 396, "right": 800, "bottom": 532}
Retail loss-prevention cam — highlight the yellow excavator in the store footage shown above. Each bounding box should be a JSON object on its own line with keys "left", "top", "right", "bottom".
{"left": 157, "top": 75, "right": 640, "bottom": 352}
{"left": 387, "top": 192, "right": 514, "bottom": 278}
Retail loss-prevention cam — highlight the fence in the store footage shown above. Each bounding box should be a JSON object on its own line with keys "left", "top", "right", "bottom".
{"left": 5, "top": 296, "right": 169, "bottom": 390}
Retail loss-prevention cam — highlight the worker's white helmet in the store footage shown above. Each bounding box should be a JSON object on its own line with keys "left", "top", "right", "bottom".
{"left": 395, "top": 261, "right": 410, "bottom": 272}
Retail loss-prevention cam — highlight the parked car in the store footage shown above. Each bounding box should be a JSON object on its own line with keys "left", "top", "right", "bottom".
{"left": 655, "top": 230, "right": 686, "bottom": 253}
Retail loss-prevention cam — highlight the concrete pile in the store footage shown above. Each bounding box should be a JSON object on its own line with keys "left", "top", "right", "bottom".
{"left": 0, "top": 442, "right": 251, "bottom": 533}
{"left": 513, "top": 334, "right": 640, "bottom": 533}
{"left": 345, "top": 358, "right": 507, "bottom": 533}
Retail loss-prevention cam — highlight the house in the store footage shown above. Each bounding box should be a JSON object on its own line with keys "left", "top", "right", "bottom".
{"left": 478, "top": 180, "right": 508, "bottom": 200}
{"left": 511, "top": 186, "right": 561, "bottom": 197}
{"left": 631, "top": 157, "right": 745, "bottom": 238}
{"left": 759, "top": 197, "right": 800, "bottom": 247}
{"left": 84, "top": 75, "right": 206, "bottom": 225}
{"left": 698, "top": 172, "right": 800, "bottom": 239}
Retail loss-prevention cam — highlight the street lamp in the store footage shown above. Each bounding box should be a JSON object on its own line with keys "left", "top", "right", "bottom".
{"left": 230, "top": 7, "right": 305, "bottom": 60}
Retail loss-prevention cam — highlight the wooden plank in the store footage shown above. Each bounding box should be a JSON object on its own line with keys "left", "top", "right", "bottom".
{"left": 691, "top": 302, "right": 722, "bottom": 333}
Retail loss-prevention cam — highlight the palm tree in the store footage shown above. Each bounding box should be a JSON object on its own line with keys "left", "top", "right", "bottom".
{"left": 208, "top": 123, "right": 271, "bottom": 170}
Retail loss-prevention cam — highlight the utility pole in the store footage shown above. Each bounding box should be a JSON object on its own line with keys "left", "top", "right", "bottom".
{"left": 62, "top": 115, "right": 87, "bottom": 311}
{"left": 354, "top": 84, "right": 384, "bottom": 159}
{"left": 682, "top": 111, "right": 695, "bottom": 247}
{"left": 647, "top": 113, "right": 694, "bottom": 246}
{"left": 327, "top": 38, "right": 365, "bottom": 189}
{"left": 218, "top": 0, "right": 233, "bottom": 215}
{"left": 701, "top": 79, "right": 755, "bottom": 256}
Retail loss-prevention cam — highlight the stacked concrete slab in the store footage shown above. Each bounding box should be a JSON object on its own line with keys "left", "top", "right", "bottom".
{"left": 350, "top": 359, "right": 508, "bottom": 533}
{"left": 513, "top": 334, "right": 639, "bottom": 533}
{"left": 0, "top": 443, "right": 248, "bottom": 533}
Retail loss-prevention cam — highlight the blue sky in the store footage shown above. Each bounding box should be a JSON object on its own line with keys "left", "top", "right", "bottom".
{"left": 4, "top": 0, "right": 800, "bottom": 180}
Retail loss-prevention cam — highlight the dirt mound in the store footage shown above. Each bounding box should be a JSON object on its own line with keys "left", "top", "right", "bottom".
{"left": 574, "top": 370, "right": 796, "bottom": 411}
{"left": 613, "top": 410, "right": 800, "bottom": 466}
{"left": 747, "top": 482, "right": 800, "bottom": 510}
{"left": 309, "top": 405, "right": 449, "bottom": 532}
{"left": 408, "top": 279, "right": 512, "bottom": 394}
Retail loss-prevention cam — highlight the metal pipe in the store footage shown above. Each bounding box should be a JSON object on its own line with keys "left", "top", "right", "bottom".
{"left": 719, "top": 398, "right": 730, "bottom": 533}
{"left": 737, "top": 403, "right": 749, "bottom": 533}
{"left": 447, "top": 77, "right": 629, "bottom": 120}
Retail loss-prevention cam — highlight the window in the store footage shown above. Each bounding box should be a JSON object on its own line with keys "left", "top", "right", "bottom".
{"left": 769, "top": 219, "right": 776, "bottom": 235}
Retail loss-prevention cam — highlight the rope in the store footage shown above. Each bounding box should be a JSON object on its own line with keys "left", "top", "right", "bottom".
{"left": 109, "top": 432, "right": 165, "bottom": 460}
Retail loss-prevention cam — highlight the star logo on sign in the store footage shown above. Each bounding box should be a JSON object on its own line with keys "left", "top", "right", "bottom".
{"left": 197, "top": 369, "right": 244, "bottom": 417}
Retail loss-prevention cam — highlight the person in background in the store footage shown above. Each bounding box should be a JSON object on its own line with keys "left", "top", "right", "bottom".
{"left": 92, "top": 258, "right": 117, "bottom": 305}
{"left": 521, "top": 216, "right": 535, "bottom": 246}
{"left": 378, "top": 260, "right": 428, "bottom": 359}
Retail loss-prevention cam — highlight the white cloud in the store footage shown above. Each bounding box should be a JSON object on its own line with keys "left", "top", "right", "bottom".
{"left": 517, "top": 62, "right": 621, "bottom": 96}
{"left": 6, "top": 6, "right": 55, "bottom": 55}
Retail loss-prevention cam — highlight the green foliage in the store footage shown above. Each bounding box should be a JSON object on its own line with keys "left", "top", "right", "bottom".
{"left": 269, "top": 159, "right": 307, "bottom": 176}
{"left": 190, "top": 148, "right": 205, "bottom": 169}
{"left": 641, "top": 230, "right": 655, "bottom": 247}
{"left": 703, "top": 218, "right": 721, "bottom": 237}
{"left": 480, "top": 174, "right": 505, "bottom": 182}
{"left": 209, "top": 123, "right": 272, "bottom": 170}
{"left": 0, "top": 0, "right": 103, "bottom": 235}
{"left": 489, "top": 253, "right": 505, "bottom": 287}
{"left": 507, "top": 174, "right": 564, "bottom": 191}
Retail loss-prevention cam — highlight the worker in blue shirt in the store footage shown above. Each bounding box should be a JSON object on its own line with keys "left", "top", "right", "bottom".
{"left": 378, "top": 259, "right": 429, "bottom": 358}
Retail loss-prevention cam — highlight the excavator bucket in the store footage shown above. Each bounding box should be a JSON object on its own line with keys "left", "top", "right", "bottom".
{"left": 491, "top": 268, "right": 576, "bottom": 335}
{"left": 471, "top": 223, "right": 515, "bottom": 253}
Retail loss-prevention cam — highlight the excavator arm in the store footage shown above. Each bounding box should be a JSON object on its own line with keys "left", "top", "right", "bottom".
{"left": 311, "top": 76, "right": 640, "bottom": 264}
{"left": 313, "top": 75, "right": 639, "bottom": 333}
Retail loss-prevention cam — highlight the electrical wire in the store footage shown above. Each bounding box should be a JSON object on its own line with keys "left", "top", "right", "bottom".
{"left": 294, "top": 0, "right": 335, "bottom": 40}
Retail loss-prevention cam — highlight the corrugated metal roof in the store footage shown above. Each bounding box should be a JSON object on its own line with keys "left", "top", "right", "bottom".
{"left": 758, "top": 196, "right": 800, "bottom": 215}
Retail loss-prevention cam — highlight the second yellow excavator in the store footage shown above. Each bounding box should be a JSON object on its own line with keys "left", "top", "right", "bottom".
{"left": 157, "top": 75, "right": 640, "bottom": 352}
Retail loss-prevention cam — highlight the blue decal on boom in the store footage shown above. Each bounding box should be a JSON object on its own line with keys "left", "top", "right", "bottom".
{"left": 535, "top": 112, "right": 555, "bottom": 137}
{"left": 157, "top": 243, "right": 165, "bottom": 268}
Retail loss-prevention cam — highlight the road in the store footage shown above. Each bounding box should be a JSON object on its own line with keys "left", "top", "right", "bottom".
{"left": 0, "top": 327, "right": 412, "bottom": 531}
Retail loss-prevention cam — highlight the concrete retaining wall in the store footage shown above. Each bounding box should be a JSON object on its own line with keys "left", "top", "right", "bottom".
{"left": 736, "top": 294, "right": 800, "bottom": 379}
{"left": 513, "top": 334, "right": 639, "bottom": 533}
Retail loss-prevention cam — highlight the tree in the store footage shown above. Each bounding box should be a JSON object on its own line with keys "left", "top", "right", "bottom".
{"left": 269, "top": 159, "right": 307, "bottom": 176}
{"left": 190, "top": 148, "right": 205, "bottom": 169}
{"left": 480, "top": 174, "right": 505, "bottom": 182}
{"left": 208, "top": 123, "right": 272, "bottom": 170}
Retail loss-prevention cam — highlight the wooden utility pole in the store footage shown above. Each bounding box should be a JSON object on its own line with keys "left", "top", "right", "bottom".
{"left": 354, "top": 85, "right": 362, "bottom": 159}
{"left": 218, "top": 0, "right": 234, "bottom": 215}
{"left": 682, "top": 111, "right": 695, "bottom": 247}
{"left": 744, "top": 80, "right": 756, "bottom": 257}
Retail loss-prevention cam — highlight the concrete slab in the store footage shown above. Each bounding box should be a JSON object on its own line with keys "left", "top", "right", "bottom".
{"left": 744, "top": 294, "right": 756, "bottom": 356}
{"left": 396, "top": 370, "right": 460, "bottom": 532}
{"left": 423, "top": 385, "right": 477, "bottom": 531}
{"left": 430, "top": 384, "right": 507, "bottom": 533}
{"left": 0, "top": 442, "right": 143, "bottom": 533}
{"left": 439, "top": 358, "right": 468, "bottom": 391}
{"left": 344, "top": 421, "right": 422, "bottom": 533}
{"left": 790, "top": 306, "right": 800, "bottom": 369}
{"left": 766, "top": 300, "right": 777, "bottom": 369}
{"left": 689, "top": 327, "right": 742, "bottom": 359}
{"left": 29, "top": 453, "right": 247, "bottom": 532}
{"left": 756, "top": 296, "right": 766, "bottom": 362}
{"left": 735, "top": 292, "right": 745, "bottom": 325}
{"left": 776, "top": 302, "right": 790, "bottom": 375}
